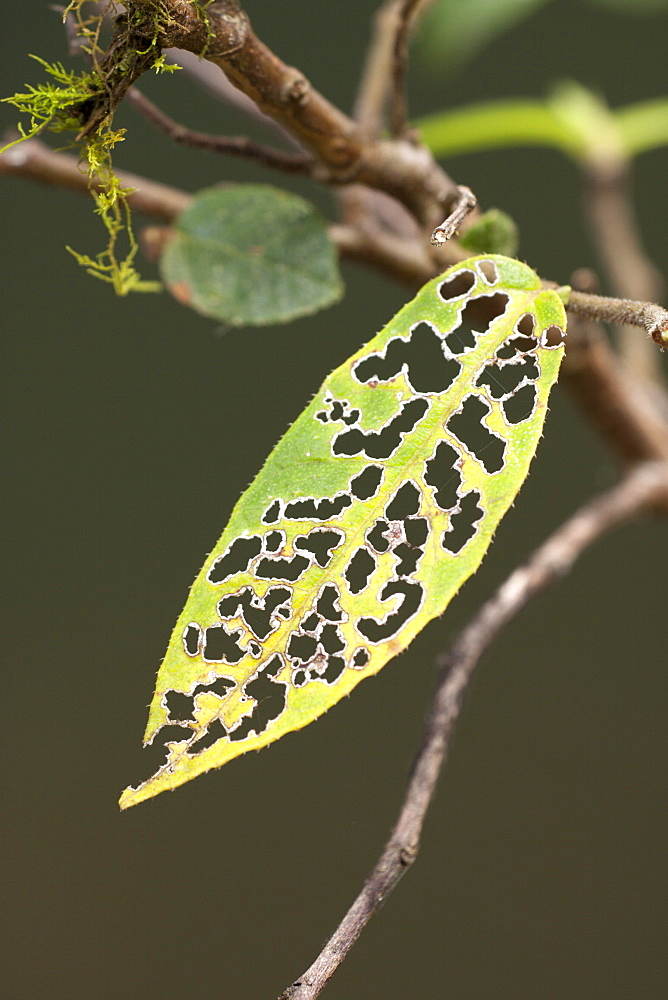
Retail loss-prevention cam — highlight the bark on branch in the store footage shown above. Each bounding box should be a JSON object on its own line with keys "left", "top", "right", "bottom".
{"left": 95, "top": 0, "right": 460, "bottom": 227}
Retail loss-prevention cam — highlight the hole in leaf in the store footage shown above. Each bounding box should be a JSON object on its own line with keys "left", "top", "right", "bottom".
{"left": 393, "top": 543, "right": 422, "bottom": 576}
{"left": 295, "top": 529, "right": 344, "bottom": 567}
{"left": 188, "top": 719, "right": 227, "bottom": 755}
{"left": 350, "top": 465, "right": 383, "bottom": 501}
{"left": 352, "top": 648, "right": 370, "bottom": 669}
{"left": 442, "top": 491, "right": 484, "bottom": 553}
{"left": 141, "top": 725, "right": 193, "bottom": 777}
{"left": 358, "top": 580, "right": 424, "bottom": 642}
{"left": 203, "top": 625, "right": 246, "bottom": 664}
{"left": 446, "top": 293, "right": 509, "bottom": 354}
{"left": 168, "top": 675, "right": 236, "bottom": 725}
{"left": 477, "top": 259, "right": 499, "bottom": 284}
{"left": 503, "top": 383, "right": 537, "bottom": 423}
{"left": 182, "top": 623, "right": 201, "bottom": 657}
{"left": 196, "top": 677, "right": 236, "bottom": 699}
{"left": 229, "top": 655, "right": 286, "bottom": 741}
{"left": 255, "top": 554, "right": 311, "bottom": 582}
{"left": 424, "top": 440, "right": 462, "bottom": 510}
{"left": 476, "top": 354, "right": 539, "bottom": 398}
{"left": 333, "top": 398, "right": 428, "bottom": 460}
{"left": 165, "top": 691, "right": 196, "bottom": 723}
{"left": 438, "top": 269, "right": 475, "bottom": 300}
{"left": 517, "top": 313, "right": 535, "bottom": 337}
{"left": 385, "top": 481, "right": 421, "bottom": 520}
{"left": 316, "top": 397, "right": 360, "bottom": 425}
{"left": 497, "top": 332, "right": 536, "bottom": 359}
{"left": 264, "top": 530, "right": 284, "bottom": 552}
{"left": 320, "top": 623, "right": 346, "bottom": 654}
{"left": 317, "top": 584, "right": 343, "bottom": 621}
{"left": 218, "top": 586, "right": 292, "bottom": 641}
{"left": 542, "top": 324, "right": 565, "bottom": 348}
{"left": 367, "top": 519, "right": 390, "bottom": 552}
{"left": 287, "top": 632, "right": 319, "bottom": 662}
{"left": 284, "top": 494, "right": 352, "bottom": 520}
{"left": 208, "top": 536, "right": 262, "bottom": 584}
{"left": 300, "top": 612, "right": 320, "bottom": 632}
{"left": 354, "top": 322, "right": 461, "bottom": 394}
{"left": 262, "top": 500, "right": 281, "bottom": 524}
{"left": 447, "top": 395, "right": 506, "bottom": 473}
{"left": 322, "top": 656, "right": 346, "bottom": 683}
{"left": 404, "top": 517, "right": 429, "bottom": 547}
{"left": 345, "top": 547, "right": 377, "bottom": 594}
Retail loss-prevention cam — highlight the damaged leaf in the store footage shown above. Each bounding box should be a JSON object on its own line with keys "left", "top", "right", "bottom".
{"left": 121, "top": 255, "right": 566, "bottom": 808}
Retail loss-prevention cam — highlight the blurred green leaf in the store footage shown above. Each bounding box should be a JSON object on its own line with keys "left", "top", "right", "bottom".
{"left": 416, "top": 99, "right": 585, "bottom": 159}
{"left": 459, "top": 209, "right": 519, "bottom": 256}
{"left": 547, "top": 80, "right": 626, "bottom": 169}
{"left": 416, "top": 0, "right": 552, "bottom": 75}
{"left": 160, "top": 185, "right": 342, "bottom": 326}
{"left": 616, "top": 98, "right": 668, "bottom": 155}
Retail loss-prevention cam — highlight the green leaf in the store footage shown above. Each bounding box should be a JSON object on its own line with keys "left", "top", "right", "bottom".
{"left": 120, "top": 255, "right": 566, "bottom": 808}
{"left": 416, "top": 99, "right": 586, "bottom": 160}
{"left": 547, "top": 81, "right": 625, "bottom": 169}
{"left": 459, "top": 209, "right": 519, "bottom": 256}
{"left": 160, "top": 185, "right": 343, "bottom": 326}
{"left": 616, "top": 98, "right": 668, "bottom": 156}
{"left": 416, "top": 0, "right": 552, "bottom": 75}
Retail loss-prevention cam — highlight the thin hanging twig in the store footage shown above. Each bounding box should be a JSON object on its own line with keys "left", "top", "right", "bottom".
{"left": 126, "top": 88, "right": 315, "bottom": 174}
{"left": 390, "top": 0, "right": 434, "bottom": 136}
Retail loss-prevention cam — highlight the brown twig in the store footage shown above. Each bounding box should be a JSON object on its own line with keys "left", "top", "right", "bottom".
{"left": 562, "top": 318, "right": 668, "bottom": 484}
{"left": 162, "top": 48, "right": 305, "bottom": 150}
{"left": 390, "top": 0, "right": 432, "bottom": 137}
{"left": 118, "top": 0, "right": 458, "bottom": 227}
{"left": 0, "top": 134, "right": 191, "bottom": 221}
{"left": 353, "top": 0, "right": 402, "bottom": 137}
{"left": 126, "top": 88, "right": 314, "bottom": 173}
{"left": 430, "top": 185, "right": 477, "bottom": 243}
{"left": 566, "top": 289, "right": 668, "bottom": 349}
{"left": 583, "top": 163, "right": 664, "bottom": 379}
{"left": 341, "top": 1, "right": 439, "bottom": 261}
{"left": 278, "top": 459, "right": 668, "bottom": 1000}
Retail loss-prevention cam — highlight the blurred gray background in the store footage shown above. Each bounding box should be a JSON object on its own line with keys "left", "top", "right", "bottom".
{"left": 2, "top": 2, "right": 666, "bottom": 998}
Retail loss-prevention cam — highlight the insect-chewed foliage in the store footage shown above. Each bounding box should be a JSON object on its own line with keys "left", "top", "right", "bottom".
{"left": 120, "top": 255, "right": 566, "bottom": 808}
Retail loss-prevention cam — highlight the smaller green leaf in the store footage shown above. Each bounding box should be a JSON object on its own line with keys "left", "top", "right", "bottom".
{"left": 616, "top": 98, "right": 668, "bottom": 156}
{"left": 459, "top": 209, "right": 519, "bottom": 256}
{"left": 416, "top": 99, "right": 585, "bottom": 160}
{"left": 547, "top": 81, "right": 625, "bottom": 169}
{"left": 160, "top": 185, "right": 343, "bottom": 326}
